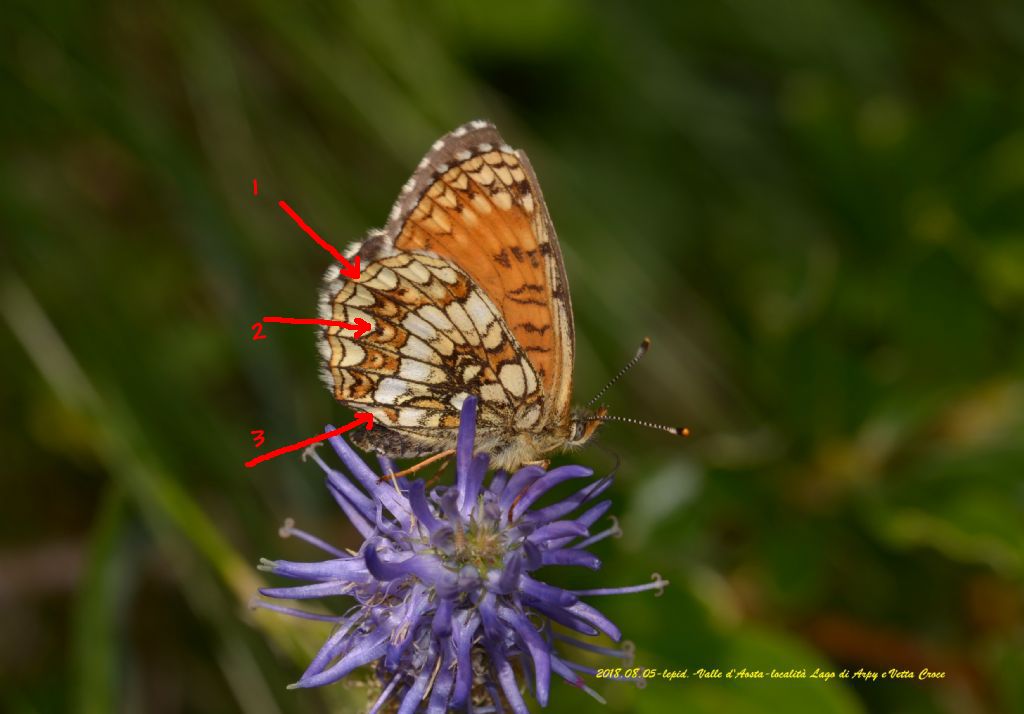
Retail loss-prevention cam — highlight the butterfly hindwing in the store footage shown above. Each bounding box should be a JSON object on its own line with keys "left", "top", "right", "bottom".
{"left": 319, "top": 252, "right": 545, "bottom": 456}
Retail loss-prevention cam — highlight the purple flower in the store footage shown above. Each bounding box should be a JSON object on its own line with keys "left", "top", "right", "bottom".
{"left": 253, "top": 397, "right": 668, "bottom": 713}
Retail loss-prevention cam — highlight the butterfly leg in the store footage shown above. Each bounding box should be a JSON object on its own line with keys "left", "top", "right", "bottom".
{"left": 379, "top": 449, "right": 456, "bottom": 482}
{"left": 422, "top": 459, "right": 452, "bottom": 489}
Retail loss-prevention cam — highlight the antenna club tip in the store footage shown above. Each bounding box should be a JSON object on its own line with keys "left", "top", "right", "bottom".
{"left": 678, "top": 427, "right": 691, "bottom": 437}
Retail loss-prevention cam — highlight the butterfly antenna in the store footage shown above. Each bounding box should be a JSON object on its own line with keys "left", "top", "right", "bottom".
{"left": 594, "top": 414, "right": 691, "bottom": 437}
{"left": 585, "top": 337, "right": 652, "bottom": 408}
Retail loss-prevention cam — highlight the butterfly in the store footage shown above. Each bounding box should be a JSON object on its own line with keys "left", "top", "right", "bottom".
{"left": 317, "top": 120, "right": 605, "bottom": 472}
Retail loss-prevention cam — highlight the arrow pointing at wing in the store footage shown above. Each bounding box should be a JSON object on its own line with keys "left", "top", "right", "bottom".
{"left": 351, "top": 412, "right": 374, "bottom": 430}
{"left": 278, "top": 200, "right": 361, "bottom": 280}
{"left": 245, "top": 412, "right": 374, "bottom": 468}
{"left": 262, "top": 316, "right": 373, "bottom": 339}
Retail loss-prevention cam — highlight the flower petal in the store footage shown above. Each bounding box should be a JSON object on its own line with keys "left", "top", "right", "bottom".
{"left": 509, "top": 465, "right": 593, "bottom": 520}
{"left": 432, "top": 596, "right": 454, "bottom": 638}
{"left": 450, "top": 610, "right": 480, "bottom": 709}
{"left": 325, "top": 480, "right": 375, "bottom": 538}
{"left": 326, "top": 430, "right": 410, "bottom": 525}
{"left": 454, "top": 396, "right": 478, "bottom": 500}
{"left": 522, "top": 475, "right": 614, "bottom": 525}
{"left": 363, "top": 544, "right": 454, "bottom": 589}
{"left": 396, "top": 652, "right": 437, "bottom": 714}
{"left": 292, "top": 630, "right": 388, "bottom": 689}
{"left": 408, "top": 480, "right": 443, "bottom": 535}
{"left": 426, "top": 648, "right": 455, "bottom": 713}
{"left": 541, "top": 548, "right": 602, "bottom": 570}
{"left": 458, "top": 452, "right": 489, "bottom": 517}
{"left": 263, "top": 557, "right": 369, "bottom": 583}
{"left": 548, "top": 499, "right": 612, "bottom": 549}
{"left": 499, "top": 465, "right": 546, "bottom": 513}
{"left": 528, "top": 520, "right": 590, "bottom": 544}
{"left": 519, "top": 575, "right": 578, "bottom": 607}
{"left": 259, "top": 581, "right": 354, "bottom": 599}
{"left": 502, "top": 607, "right": 552, "bottom": 707}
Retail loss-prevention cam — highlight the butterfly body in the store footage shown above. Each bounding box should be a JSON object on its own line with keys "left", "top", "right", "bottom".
{"left": 317, "top": 121, "right": 601, "bottom": 471}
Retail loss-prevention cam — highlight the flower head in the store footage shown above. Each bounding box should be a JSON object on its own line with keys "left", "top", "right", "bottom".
{"left": 254, "top": 397, "right": 668, "bottom": 712}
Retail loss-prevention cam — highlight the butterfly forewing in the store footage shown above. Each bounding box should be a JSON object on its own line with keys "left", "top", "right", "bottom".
{"left": 386, "top": 123, "right": 575, "bottom": 421}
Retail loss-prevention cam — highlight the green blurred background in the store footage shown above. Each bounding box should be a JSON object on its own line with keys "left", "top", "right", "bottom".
{"left": 3, "top": 1, "right": 1024, "bottom": 712}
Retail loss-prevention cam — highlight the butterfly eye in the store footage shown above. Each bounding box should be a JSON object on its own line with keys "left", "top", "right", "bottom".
{"left": 568, "top": 412, "right": 604, "bottom": 446}
{"left": 569, "top": 421, "right": 585, "bottom": 442}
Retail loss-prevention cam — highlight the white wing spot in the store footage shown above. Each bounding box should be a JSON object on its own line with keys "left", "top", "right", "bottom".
{"left": 519, "top": 404, "right": 542, "bottom": 428}
{"left": 481, "top": 382, "right": 508, "bottom": 404}
{"left": 375, "top": 377, "right": 408, "bottom": 405}
{"left": 347, "top": 285, "right": 376, "bottom": 307}
{"left": 522, "top": 358, "right": 537, "bottom": 394}
{"left": 369, "top": 406, "right": 399, "bottom": 427}
{"left": 426, "top": 265, "right": 459, "bottom": 285}
{"left": 402, "top": 312, "right": 438, "bottom": 342}
{"left": 470, "top": 193, "right": 493, "bottom": 214}
{"left": 399, "top": 261, "right": 432, "bottom": 284}
{"left": 397, "top": 408, "right": 427, "bottom": 427}
{"left": 464, "top": 291, "right": 495, "bottom": 334}
{"left": 419, "top": 304, "right": 458, "bottom": 334}
{"left": 499, "top": 362, "right": 526, "bottom": 397}
{"left": 446, "top": 302, "right": 478, "bottom": 344}
{"left": 482, "top": 321, "right": 503, "bottom": 350}
{"left": 492, "top": 190, "right": 513, "bottom": 211}
{"left": 397, "top": 359, "right": 431, "bottom": 382}
{"left": 367, "top": 266, "right": 398, "bottom": 291}
{"left": 400, "top": 335, "right": 437, "bottom": 362}
{"left": 332, "top": 339, "right": 366, "bottom": 367}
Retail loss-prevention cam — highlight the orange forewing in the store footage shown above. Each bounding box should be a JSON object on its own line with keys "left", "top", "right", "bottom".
{"left": 394, "top": 150, "right": 566, "bottom": 404}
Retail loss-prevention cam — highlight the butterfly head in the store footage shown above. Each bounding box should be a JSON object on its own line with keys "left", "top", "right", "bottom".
{"left": 566, "top": 405, "right": 608, "bottom": 448}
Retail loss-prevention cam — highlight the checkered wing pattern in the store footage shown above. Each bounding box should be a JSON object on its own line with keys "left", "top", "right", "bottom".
{"left": 318, "top": 121, "right": 575, "bottom": 465}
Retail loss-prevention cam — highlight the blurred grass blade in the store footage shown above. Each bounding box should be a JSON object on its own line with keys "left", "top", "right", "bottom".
{"left": 1, "top": 272, "right": 328, "bottom": 701}
{"left": 1, "top": 272, "right": 258, "bottom": 601}
{"left": 71, "top": 486, "right": 128, "bottom": 714}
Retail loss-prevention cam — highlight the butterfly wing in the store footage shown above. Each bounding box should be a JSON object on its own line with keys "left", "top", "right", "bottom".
{"left": 318, "top": 121, "right": 573, "bottom": 460}
{"left": 319, "top": 251, "right": 545, "bottom": 458}
{"left": 383, "top": 121, "right": 575, "bottom": 423}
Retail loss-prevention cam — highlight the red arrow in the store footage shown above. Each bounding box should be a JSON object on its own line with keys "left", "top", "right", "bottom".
{"left": 263, "top": 316, "right": 372, "bottom": 339}
{"left": 279, "top": 200, "right": 361, "bottom": 280}
{"left": 245, "top": 413, "right": 374, "bottom": 468}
